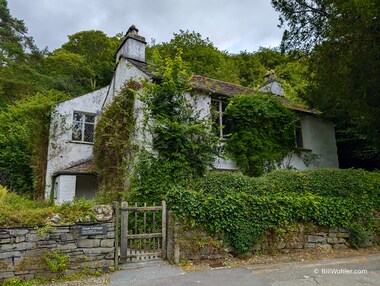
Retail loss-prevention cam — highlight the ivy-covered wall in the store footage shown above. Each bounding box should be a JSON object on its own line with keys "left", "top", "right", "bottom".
{"left": 168, "top": 169, "right": 380, "bottom": 255}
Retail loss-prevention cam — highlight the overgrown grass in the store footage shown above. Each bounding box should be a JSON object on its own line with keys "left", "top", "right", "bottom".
{"left": 0, "top": 185, "right": 95, "bottom": 227}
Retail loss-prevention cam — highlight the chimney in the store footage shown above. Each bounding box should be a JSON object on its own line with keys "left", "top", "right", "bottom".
{"left": 259, "top": 70, "right": 284, "bottom": 97}
{"left": 116, "top": 25, "right": 146, "bottom": 62}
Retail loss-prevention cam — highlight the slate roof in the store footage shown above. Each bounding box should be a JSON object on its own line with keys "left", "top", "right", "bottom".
{"left": 127, "top": 58, "right": 155, "bottom": 77}
{"left": 191, "top": 75, "right": 255, "bottom": 96}
{"left": 54, "top": 160, "right": 96, "bottom": 176}
{"left": 128, "top": 59, "right": 319, "bottom": 115}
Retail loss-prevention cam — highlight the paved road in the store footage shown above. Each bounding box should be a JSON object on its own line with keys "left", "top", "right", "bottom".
{"left": 109, "top": 254, "right": 380, "bottom": 286}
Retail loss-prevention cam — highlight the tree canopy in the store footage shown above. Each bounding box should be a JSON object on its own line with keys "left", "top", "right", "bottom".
{"left": 272, "top": 0, "right": 380, "bottom": 169}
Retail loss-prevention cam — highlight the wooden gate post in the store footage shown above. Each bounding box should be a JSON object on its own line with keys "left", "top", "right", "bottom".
{"left": 120, "top": 202, "right": 128, "bottom": 261}
{"left": 162, "top": 200, "right": 167, "bottom": 259}
{"left": 113, "top": 201, "right": 119, "bottom": 268}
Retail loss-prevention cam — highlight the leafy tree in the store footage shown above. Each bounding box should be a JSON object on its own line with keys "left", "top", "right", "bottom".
{"left": 59, "top": 30, "right": 120, "bottom": 90}
{"left": 225, "top": 93, "right": 296, "bottom": 176}
{"left": 42, "top": 49, "right": 95, "bottom": 95}
{"left": 231, "top": 51, "right": 267, "bottom": 87}
{"left": 272, "top": 0, "right": 380, "bottom": 168}
{"left": 148, "top": 30, "right": 240, "bottom": 84}
{"left": 0, "top": 91, "right": 68, "bottom": 197}
{"left": 0, "top": 0, "right": 47, "bottom": 106}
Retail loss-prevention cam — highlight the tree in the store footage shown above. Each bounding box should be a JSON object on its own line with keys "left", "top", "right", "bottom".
{"left": 0, "top": 91, "right": 68, "bottom": 197}
{"left": 60, "top": 30, "right": 120, "bottom": 89}
{"left": 0, "top": 0, "right": 46, "bottom": 106}
{"left": 148, "top": 30, "right": 241, "bottom": 84}
{"left": 42, "top": 49, "right": 95, "bottom": 95}
{"left": 272, "top": 0, "right": 380, "bottom": 168}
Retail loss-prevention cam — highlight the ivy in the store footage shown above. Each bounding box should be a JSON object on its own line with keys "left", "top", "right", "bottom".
{"left": 94, "top": 80, "right": 141, "bottom": 203}
{"left": 168, "top": 169, "right": 380, "bottom": 254}
{"left": 224, "top": 93, "right": 296, "bottom": 176}
{"left": 130, "top": 50, "right": 219, "bottom": 203}
{"left": 0, "top": 90, "right": 68, "bottom": 197}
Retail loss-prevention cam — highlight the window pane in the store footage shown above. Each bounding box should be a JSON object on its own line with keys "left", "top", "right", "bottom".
{"left": 85, "top": 114, "right": 95, "bottom": 123}
{"left": 73, "top": 112, "right": 83, "bottom": 122}
{"left": 72, "top": 122, "right": 83, "bottom": 141}
{"left": 211, "top": 100, "right": 220, "bottom": 112}
{"left": 296, "top": 125, "right": 303, "bottom": 148}
{"left": 222, "top": 117, "right": 232, "bottom": 136}
{"left": 84, "top": 123, "right": 94, "bottom": 142}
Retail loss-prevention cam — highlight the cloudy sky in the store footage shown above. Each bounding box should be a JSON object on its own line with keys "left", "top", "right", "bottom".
{"left": 8, "top": 0, "right": 284, "bottom": 54}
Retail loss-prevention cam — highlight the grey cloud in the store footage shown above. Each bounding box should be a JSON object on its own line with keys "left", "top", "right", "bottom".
{"left": 8, "top": 0, "right": 283, "bottom": 53}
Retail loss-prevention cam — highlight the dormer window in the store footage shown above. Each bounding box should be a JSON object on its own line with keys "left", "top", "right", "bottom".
{"left": 72, "top": 112, "right": 96, "bottom": 143}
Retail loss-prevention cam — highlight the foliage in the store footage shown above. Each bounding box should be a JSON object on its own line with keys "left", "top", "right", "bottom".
{"left": 271, "top": 0, "right": 380, "bottom": 169}
{"left": 1, "top": 277, "right": 35, "bottom": 286}
{"left": 43, "top": 251, "right": 70, "bottom": 274}
{"left": 94, "top": 80, "right": 141, "bottom": 203}
{"left": 130, "top": 50, "right": 219, "bottom": 203}
{"left": 0, "top": 186, "right": 95, "bottom": 226}
{"left": 224, "top": 93, "right": 296, "bottom": 176}
{"left": 147, "top": 30, "right": 240, "bottom": 84}
{"left": 58, "top": 30, "right": 120, "bottom": 91}
{"left": 168, "top": 169, "right": 379, "bottom": 254}
{"left": 0, "top": 0, "right": 48, "bottom": 107}
{"left": 0, "top": 90, "right": 68, "bottom": 197}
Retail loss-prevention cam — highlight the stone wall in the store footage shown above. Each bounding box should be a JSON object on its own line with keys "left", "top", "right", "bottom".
{"left": 167, "top": 219, "right": 378, "bottom": 263}
{"left": 254, "top": 226, "right": 351, "bottom": 254}
{"left": 0, "top": 208, "right": 115, "bottom": 282}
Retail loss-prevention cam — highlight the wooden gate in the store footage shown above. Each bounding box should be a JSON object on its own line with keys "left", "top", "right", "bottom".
{"left": 120, "top": 201, "right": 167, "bottom": 262}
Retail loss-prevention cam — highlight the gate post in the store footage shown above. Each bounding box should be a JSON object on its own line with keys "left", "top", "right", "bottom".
{"left": 162, "top": 200, "right": 167, "bottom": 259}
{"left": 113, "top": 201, "right": 119, "bottom": 268}
{"left": 120, "top": 202, "right": 128, "bottom": 261}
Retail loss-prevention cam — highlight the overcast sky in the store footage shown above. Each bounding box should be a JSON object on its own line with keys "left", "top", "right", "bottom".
{"left": 8, "top": 0, "right": 284, "bottom": 54}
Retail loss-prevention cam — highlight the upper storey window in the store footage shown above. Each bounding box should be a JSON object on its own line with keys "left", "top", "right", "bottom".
{"left": 72, "top": 112, "right": 96, "bottom": 143}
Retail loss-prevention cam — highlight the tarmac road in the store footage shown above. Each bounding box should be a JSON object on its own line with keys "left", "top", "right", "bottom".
{"left": 108, "top": 254, "right": 380, "bottom": 286}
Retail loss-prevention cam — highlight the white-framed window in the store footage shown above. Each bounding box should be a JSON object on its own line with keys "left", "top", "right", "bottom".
{"left": 72, "top": 112, "right": 96, "bottom": 143}
{"left": 211, "top": 99, "right": 231, "bottom": 138}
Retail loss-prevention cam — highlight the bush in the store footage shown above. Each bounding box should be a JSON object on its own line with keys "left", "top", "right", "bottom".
{"left": 168, "top": 169, "right": 380, "bottom": 254}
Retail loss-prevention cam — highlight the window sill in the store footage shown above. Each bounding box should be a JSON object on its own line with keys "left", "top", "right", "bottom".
{"left": 69, "top": 140, "right": 94, "bottom": 146}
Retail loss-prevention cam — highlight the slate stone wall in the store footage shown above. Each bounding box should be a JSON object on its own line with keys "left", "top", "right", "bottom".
{"left": 0, "top": 219, "right": 115, "bottom": 282}
{"left": 167, "top": 218, "right": 378, "bottom": 263}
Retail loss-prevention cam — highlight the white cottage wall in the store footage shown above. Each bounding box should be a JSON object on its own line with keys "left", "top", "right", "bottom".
{"left": 44, "top": 88, "right": 108, "bottom": 200}
{"left": 44, "top": 60, "right": 150, "bottom": 202}
{"left": 286, "top": 116, "right": 339, "bottom": 170}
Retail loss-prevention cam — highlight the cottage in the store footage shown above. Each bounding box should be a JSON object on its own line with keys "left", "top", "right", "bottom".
{"left": 44, "top": 26, "right": 338, "bottom": 204}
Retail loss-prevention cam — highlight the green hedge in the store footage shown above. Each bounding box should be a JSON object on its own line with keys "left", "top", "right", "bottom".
{"left": 168, "top": 169, "right": 380, "bottom": 254}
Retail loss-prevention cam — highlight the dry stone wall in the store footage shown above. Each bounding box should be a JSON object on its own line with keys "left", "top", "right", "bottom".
{"left": 0, "top": 206, "right": 115, "bottom": 283}
{"left": 167, "top": 219, "right": 378, "bottom": 264}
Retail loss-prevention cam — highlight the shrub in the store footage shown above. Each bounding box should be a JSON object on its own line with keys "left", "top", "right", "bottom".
{"left": 168, "top": 169, "right": 380, "bottom": 254}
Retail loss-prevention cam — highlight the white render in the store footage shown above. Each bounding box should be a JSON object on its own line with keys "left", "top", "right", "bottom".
{"left": 44, "top": 26, "right": 339, "bottom": 203}
{"left": 54, "top": 175, "right": 76, "bottom": 204}
{"left": 285, "top": 116, "right": 339, "bottom": 170}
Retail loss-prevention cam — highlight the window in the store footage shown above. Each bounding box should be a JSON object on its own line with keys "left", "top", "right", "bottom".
{"left": 72, "top": 112, "right": 96, "bottom": 143}
{"left": 211, "top": 99, "right": 231, "bottom": 138}
{"left": 295, "top": 120, "right": 303, "bottom": 148}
